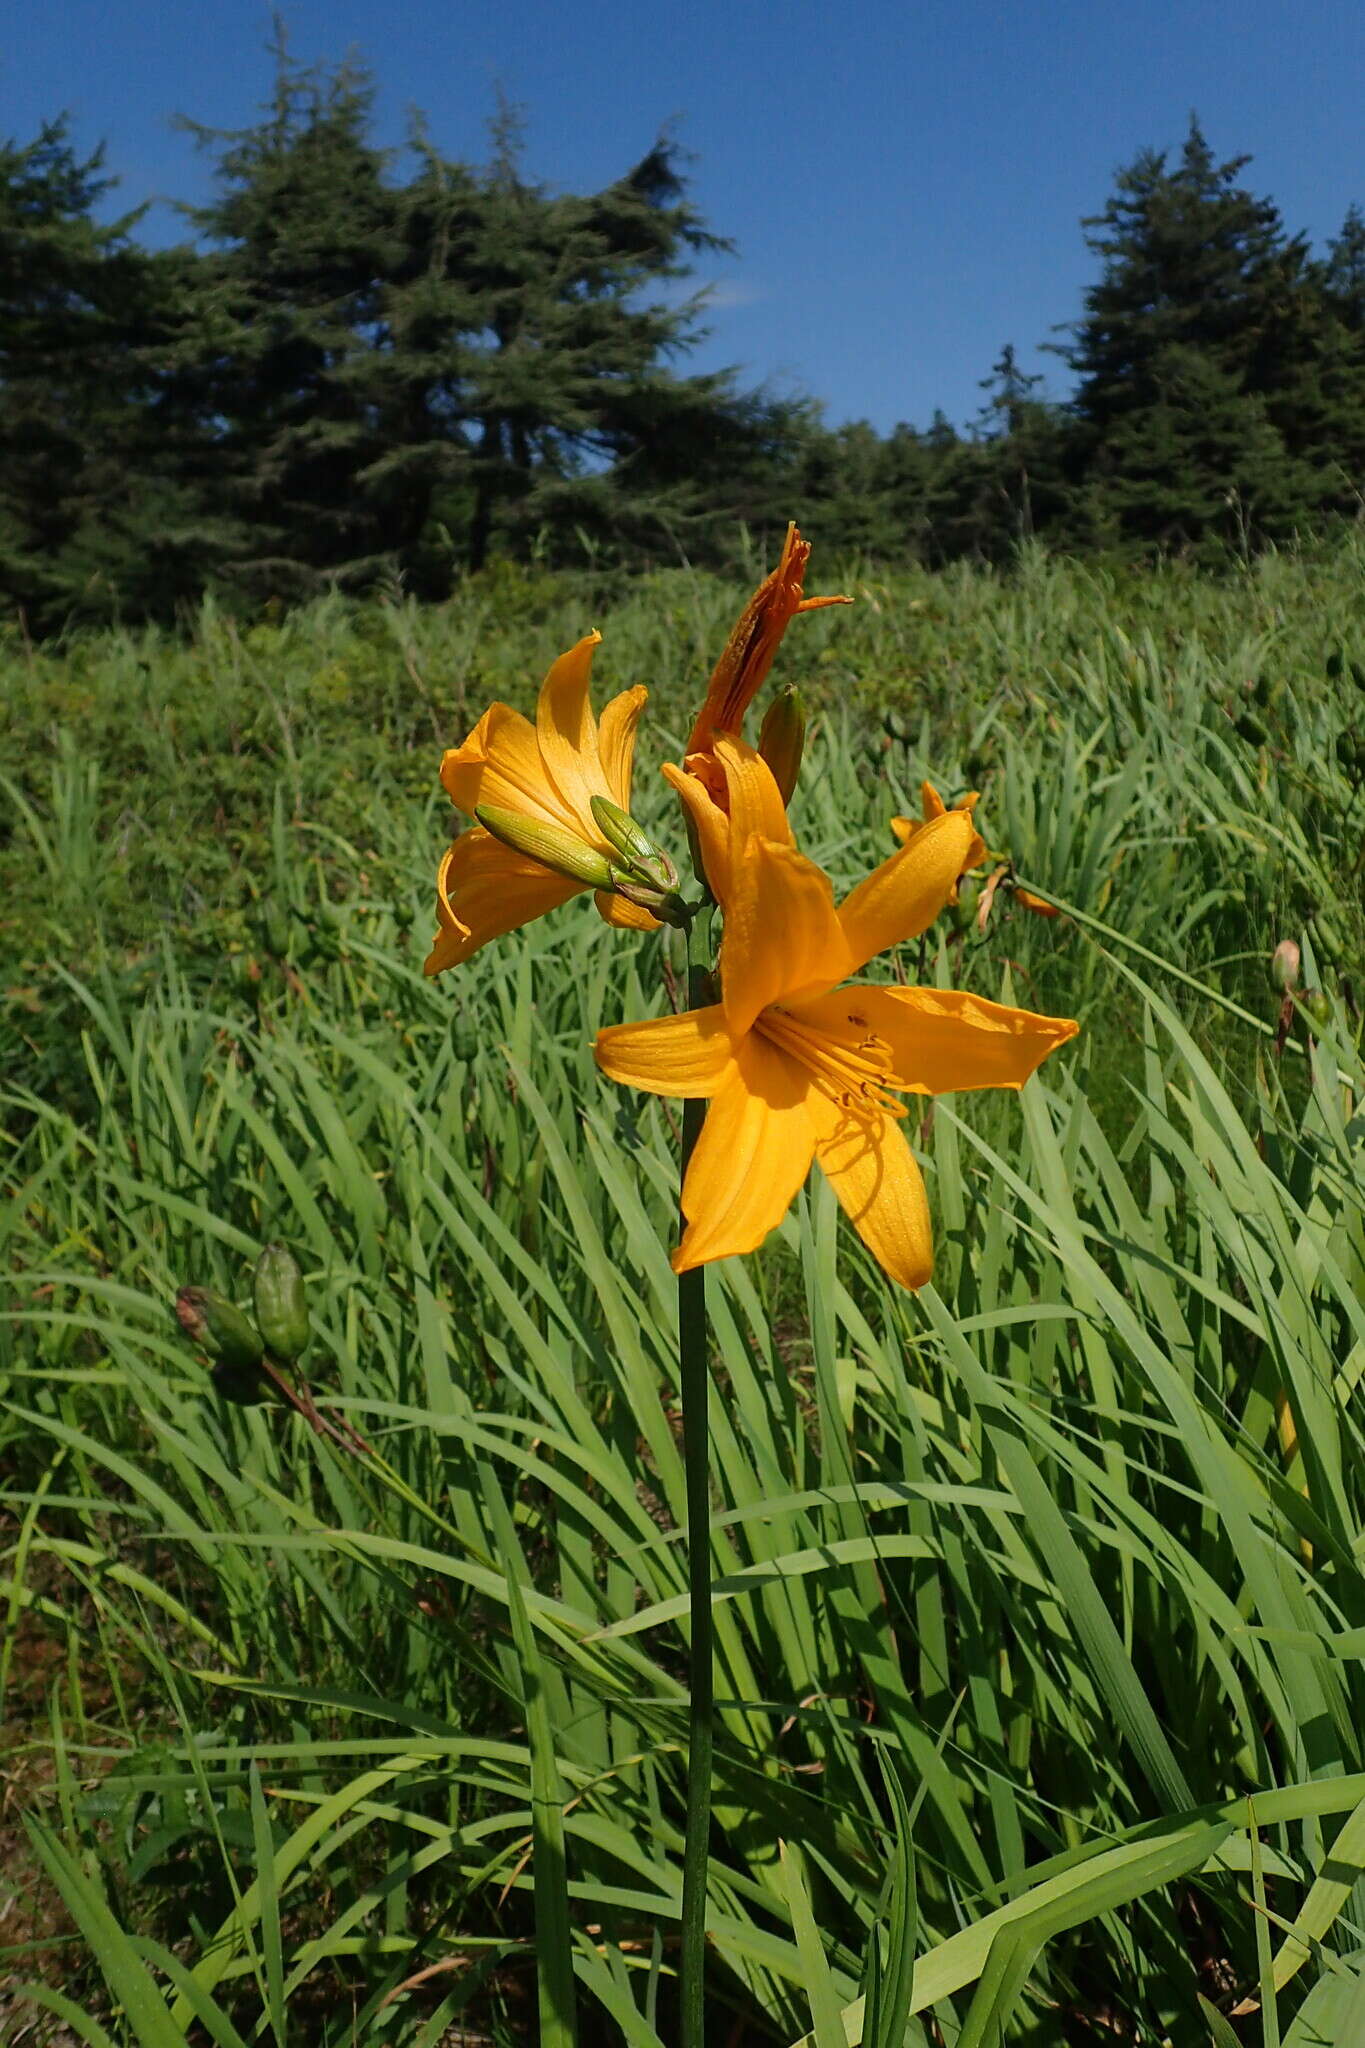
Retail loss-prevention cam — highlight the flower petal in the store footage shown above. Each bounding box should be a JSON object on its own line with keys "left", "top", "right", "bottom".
{"left": 594, "top": 890, "right": 662, "bottom": 931}
{"left": 788, "top": 985, "right": 1079, "bottom": 1095}
{"left": 891, "top": 786, "right": 981, "bottom": 851}
{"left": 838, "top": 810, "right": 979, "bottom": 973}
{"left": 422, "top": 827, "right": 582, "bottom": 975}
{"left": 536, "top": 632, "right": 606, "bottom": 835}
{"left": 808, "top": 1091, "right": 934, "bottom": 1291}
{"left": 712, "top": 733, "right": 795, "bottom": 850}
{"left": 597, "top": 684, "right": 648, "bottom": 813}
{"left": 663, "top": 736, "right": 794, "bottom": 908}
{"left": 595, "top": 1002, "right": 737, "bottom": 1097}
{"left": 674, "top": 1034, "right": 816, "bottom": 1270}
{"left": 722, "top": 836, "right": 853, "bottom": 1036}
{"left": 440, "top": 703, "right": 575, "bottom": 831}
{"left": 663, "top": 762, "right": 732, "bottom": 903}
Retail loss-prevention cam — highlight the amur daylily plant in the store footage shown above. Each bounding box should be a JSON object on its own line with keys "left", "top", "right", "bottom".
{"left": 423, "top": 523, "right": 1079, "bottom": 2048}
{"left": 597, "top": 737, "right": 1077, "bottom": 1288}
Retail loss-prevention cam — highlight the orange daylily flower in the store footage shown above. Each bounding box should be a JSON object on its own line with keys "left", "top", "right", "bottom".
{"left": 891, "top": 783, "right": 985, "bottom": 904}
{"left": 425, "top": 632, "right": 657, "bottom": 976}
{"left": 597, "top": 739, "right": 1078, "bottom": 1289}
{"left": 890, "top": 781, "right": 982, "bottom": 848}
{"left": 685, "top": 524, "right": 848, "bottom": 804}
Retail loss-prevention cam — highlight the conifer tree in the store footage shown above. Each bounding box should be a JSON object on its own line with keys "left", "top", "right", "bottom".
{"left": 388, "top": 105, "right": 765, "bottom": 574}
{"left": 170, "top": 38, "right": 399, "bottom": 597}
{"left": 0, "top": 119, "right": 195, "bottom": 625}
{"left": 1325, "top": 204, "right": 1365, "bottom": 328}
{"left": 1064, "top": 120, "right": 1289, "bottom": 423}
{"left": 1095, "top": 344, "right": 1304, "bottom": 554}
{"left": 1060, "top": 118, "right": 1328, "bottom": 547}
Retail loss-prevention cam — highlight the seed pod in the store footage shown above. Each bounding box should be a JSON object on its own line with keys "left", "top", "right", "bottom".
{"left": 1270, "top": 939, "right": 1300, "bottom": 993}
{"left": 1298, "top": 987, "right": 1333, "bottom": 1032}
{"left": 252, "top": 1242, "right": 310, "bottom": 1363}
{"left": 175, "top": 1287, "right": 264, "bottom": 1371}
{"left": 474, "top": 805, "right": 614, "bottom": 889}
{"left": 758, "top": 685, "right": 808, "bottom": 805}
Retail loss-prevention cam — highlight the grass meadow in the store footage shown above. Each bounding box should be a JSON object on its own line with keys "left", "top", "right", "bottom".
{"left": 2, "top": 537, "right": 1364, "bottom": 2045}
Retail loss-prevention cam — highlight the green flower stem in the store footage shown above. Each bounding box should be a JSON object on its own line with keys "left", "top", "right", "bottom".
{"left": 678, "top": 905, "right": 714, "bottom": 2048}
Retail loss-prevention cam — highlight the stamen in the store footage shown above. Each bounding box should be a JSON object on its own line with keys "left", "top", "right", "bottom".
{"left": 757, "top": 1005, "right": 908, "bottom": 1118}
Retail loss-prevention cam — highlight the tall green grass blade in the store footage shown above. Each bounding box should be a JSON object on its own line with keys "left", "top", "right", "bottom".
{"left": 479, "top": 1461, "right": 579, "bottom": 2048}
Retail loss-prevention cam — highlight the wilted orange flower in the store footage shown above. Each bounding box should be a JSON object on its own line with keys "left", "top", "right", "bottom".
{"left": 685, "top": 524, "right": 848, "bottom": 804}
{"left": 597, "top": 740, "right": 1078, "bottom": 1289}
{"left": 1013, "top": 886, "right": 1062, "bottom": 919}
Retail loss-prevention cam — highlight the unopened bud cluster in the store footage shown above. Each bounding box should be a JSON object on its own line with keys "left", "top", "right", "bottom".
{"left": 474, "top": 795, "right": 693, "bottom": 927}
{"left": 174, "top": 1240, "right": 311, "bottom": 1406}
{"left": 590, "top": 796, "right": 691, "bottom": 923}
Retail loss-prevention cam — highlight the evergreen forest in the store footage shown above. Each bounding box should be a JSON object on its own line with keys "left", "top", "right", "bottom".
{"left": 8, "top": 43, "right": 1365, "bottom": 632}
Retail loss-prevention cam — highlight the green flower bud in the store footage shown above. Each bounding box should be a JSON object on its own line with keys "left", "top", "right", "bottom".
{"left": 263, "top": 897, "right": 292, "bottom": 959}
{"left": 252, "top": 1242, "right": 311, "bottom": 1363}
{"left": 474, "top": 805, "right": 615, "bottom": 889}
{"left": 175, "top": 1287, "right": 264, "bottom": 1371}
{"left": 951, "top": 880, "right": 981, "bottom": 935}
{"left": 589, "top": 796, "right": 676, "bottom": 887}
{"left": 1311, "top": 913, "right": 1344, "bottom": 962}
{"left": 1298, "top": 987, "right": 1333, "bottom": 1032}
{"left": 1270, "top": 940, "right": 1300, "bottom": 993}
{"left": 758, "top": 684, "right": 808, "bottom": 805}
{"left": 607, "top": 868, "right": 693, "bottom": 928}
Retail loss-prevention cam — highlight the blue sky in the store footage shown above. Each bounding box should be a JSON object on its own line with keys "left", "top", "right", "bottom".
{"left": 7, "top": 0, "right": 1364, "bottom": 433}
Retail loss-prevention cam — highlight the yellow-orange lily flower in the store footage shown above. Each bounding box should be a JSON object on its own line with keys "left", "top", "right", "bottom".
{"left": 425, "top": 632, "right": 656, "bottom": 975}
{"left": 596, "top": 739, "right": 1078, "bottom": 1289}
{"left": 685, "top": 523, "right": 848, "bottom": 804}
{"left": 891, "top": 782, "right": 984, "bottom": 903}
{"left": 890, "top": 780, "right": 981, "bottom": 847}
